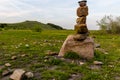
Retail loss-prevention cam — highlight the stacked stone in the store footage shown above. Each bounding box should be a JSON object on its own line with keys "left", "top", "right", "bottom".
{"left": 74, "top": 0, "right": 88, "bottom": 36}
{"left": 58, "top": 0, "right": 94, "bottom": 60}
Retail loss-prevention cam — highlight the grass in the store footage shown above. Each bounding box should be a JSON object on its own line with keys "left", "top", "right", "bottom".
{"left": 0, "top": 30, "right": 120, "bottom": 80}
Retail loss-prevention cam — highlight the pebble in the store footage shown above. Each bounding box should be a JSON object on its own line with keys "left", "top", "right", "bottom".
{"left": 11, "top": 56, "right": 17, "bottom": 60}
{"left": 5, "top": 63, "right": 11, "bottom": 67}
{"left": 93, "top": 61, "right": 103, "bottom": 65}
{"left": 79, "top": 61, "right": 85, "bottom": 65}
{"left": 25, "top": 72, "right": 34, "bottom": 78}
{"left": 2, "top": 70, "right": 12, "bottom": 76}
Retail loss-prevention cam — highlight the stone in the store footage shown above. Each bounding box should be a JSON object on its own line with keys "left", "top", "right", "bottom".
{"left": 25, "top": 72, "right": 34, "bottom": 78}
{"left": 115, "top": 76, "right": 120, "bottom": 80}
{"left": 46, "top": 50, "right": 58, "bottom": 56}
{"left": 10, "top": 69, "right": 26, "bottom": 80}
{"left": 0, "top": 65, "right": 5, "bottom": 70}
{"left": 21, "top": 54, "right": 26, "bottom": 57}
{"left": 89, "top": 65, "right": 101, "bottom": 70}
{"left": 95, "top": 44, "right": 101, "bottom": 48}
{"left": 95, "top": 48, "right": 108, "bottom": 54}
{"left": 77, "top": 6, "right": 88, "bottom": 17}
{"left": 73, "top": 34, "right": 88, "bottom": 41}
{"left": 79, "top": 61, "right": 85, "bottom": 65}
{"left": 74, "top": 24, "right": 88, "bottom": 34}
{"left": 58, "top": 35, "right": 94, "bottom": 60}
{"left": 5, "top": 63, "right": 11, "bottom": 67}
{"left": 93, "top": 61, "right": 103, "bottom": 65}
{"left": 11, "top": 56, "right": 17, "bottom": 60}
{"left": 76, "top": 17, "right": 86, "bottom": 24}
{"left": 2, "top": 70, "right": 13, "bottom": 76}
{"left": 69, "top": 73, "right": 82, "bottom": 80}
{"left": 25, "top": 44, "right": 29, "bottom": 48}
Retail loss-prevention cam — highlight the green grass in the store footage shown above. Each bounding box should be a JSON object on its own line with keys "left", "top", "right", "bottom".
{"left": 0, "top": 30, "right": 120, "bottom": 80}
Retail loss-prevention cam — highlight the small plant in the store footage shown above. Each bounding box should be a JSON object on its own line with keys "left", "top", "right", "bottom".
{"left": 64, "top": 51, "right": 80, "bottom": 59}
{"left": 0, "top": 28, "right": 3, "bottom": 31}
{"left": 32, "top": 25, "right": 42, "bottom": 32}
{"left": 41, "top": 70, "right": 69, "bottom": 80}
{"left": 94, "top": 50, "right": 107, "bottom": 62}
{"left": 45, "top": 57, "right": 62, "bottom": 65}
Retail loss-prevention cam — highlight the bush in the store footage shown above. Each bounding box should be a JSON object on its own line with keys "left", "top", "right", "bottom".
{"left": 97, "top": 15, "right": 120, "bottom": 34}
{"left": 47, "top": 23, "right": 64, "bottom": 30}
{"left": 32, "top": 25, "right": 42, "bottom": 32}
{"left": 64, "top": 51, "right": 80, "bottom": 59}
{"left": 0, "top": 28, "right": 3, "bottom": 31}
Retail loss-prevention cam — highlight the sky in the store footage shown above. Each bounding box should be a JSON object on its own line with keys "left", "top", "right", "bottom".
{"left": 0, "top": 0, "right": 120, "bottom": 30}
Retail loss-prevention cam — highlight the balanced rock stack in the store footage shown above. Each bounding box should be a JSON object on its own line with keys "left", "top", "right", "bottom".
{"left": 75, "top": 0, "right": 88, "bottom": 35}
{"left": 58, "top": 0, "right": 94, "bottom": 60}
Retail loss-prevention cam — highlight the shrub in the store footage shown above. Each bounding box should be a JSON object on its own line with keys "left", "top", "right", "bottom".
{"left": 47, "top": 23, "right": 64, "bottom": 30}
{"left": 97, "top": 15, "right": 120, "bottom": 34}
{"left": 45, "top": 58, "right": 62, "bottom": 65}
{"left": 64, "top": 51, "right": 80, "bottom": 59}
{"left": 0, "top": 28, "right": 3, "bottom": 31}
{"left": 32, "top": 25, "right": 42, "bottom": 32}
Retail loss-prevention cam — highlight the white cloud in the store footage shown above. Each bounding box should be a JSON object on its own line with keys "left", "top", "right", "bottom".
{"left": 0, "top": 0, "right": 120, "bottom": 29}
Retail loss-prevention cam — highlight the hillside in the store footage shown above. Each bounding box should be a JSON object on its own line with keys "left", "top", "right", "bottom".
{"left": 0, "top": 21, "right": 64, "bottom": 30}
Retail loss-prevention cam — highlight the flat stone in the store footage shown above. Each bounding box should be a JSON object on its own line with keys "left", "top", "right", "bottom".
{"left": 79, "top": 61, "right": 85, "bottom": 65}
{"left": 2, "top": 70, "right": 13, "bottom": 76}
{"left": 89, "top": 65, "right": 101, "bottom": 70}
{"left": 46, "top": 50, "right": 58, "bottom": 56}
{"left": 58, "top": 35, "right": 94, "bottom": 60}
{"left": 10, "top": 69, "right": 26, "bottom": 80}
{"left": 0, "top": 65, "right": 5, "bottom": 70}
{"left": 115, "top": 76, "right": 120, "bottom": 80}
{"left": 21, "top": 54, "right": 26, "bottom": 57}
{"left": 73, "top": 34, "right": 88, "bottom": 41}
{"left": 69, "top": 73, "right": 82, "bottom": 80}
{"left": 25, "top": 72, "right": 34, "bottom": 78}
{"left": 5, "top": 63, "right": 11, "bottom": 67}
{"left": 93, "top": 61, "right": 103, "bottom": 65}
{"left": 95, "top": 44, "right": 100, "bottom": 48}
{"left": 11, "top": 56, "right": 17, "bottom": 60}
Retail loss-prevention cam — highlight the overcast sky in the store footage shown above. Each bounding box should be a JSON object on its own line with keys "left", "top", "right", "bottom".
{"left": 0, "top": 0, "right": 119, "bottom": 30}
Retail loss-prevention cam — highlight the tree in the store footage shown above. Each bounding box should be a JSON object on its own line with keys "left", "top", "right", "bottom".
{"left": 97, "top": 15, "right": 120, "bottom": 34}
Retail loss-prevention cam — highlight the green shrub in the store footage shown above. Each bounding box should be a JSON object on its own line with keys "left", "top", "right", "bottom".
{"left": 41, "top": 70, "right": 69, "bottom": 80}
{"left": 64, "top": 51, "right": 80, "bottom": 59}
{"left": 32, "top": 25, "right": 42, "bottom": 32}
{"left": 94, "top": 50, "right": 107, "bottom": 62}
{"left": 97, "top": 15, "right": 120, "bottom": 34}
{"left": 46, "top": 58, "right": 62, "bottom": 65}
{"left": 47, "top": 23, "right": 64, "bottom": 30}
{"left": 0, "top": 28, "right": 3, "bottom": 31}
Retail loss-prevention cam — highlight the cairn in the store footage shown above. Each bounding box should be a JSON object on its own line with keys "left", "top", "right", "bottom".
{"left": 58, "top": 0, "right": 94, "bottom": 59}
{"left": 74, "top": 0, "right": 89, "bottom": 40}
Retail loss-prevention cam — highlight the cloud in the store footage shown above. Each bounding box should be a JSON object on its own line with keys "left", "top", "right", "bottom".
{"left": 0, "top": 0, "right": 120, "bottom": 30}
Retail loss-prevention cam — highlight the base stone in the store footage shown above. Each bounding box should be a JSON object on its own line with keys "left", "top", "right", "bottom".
{"left": 58, "top": 35, "right": 94, "bottom": 59}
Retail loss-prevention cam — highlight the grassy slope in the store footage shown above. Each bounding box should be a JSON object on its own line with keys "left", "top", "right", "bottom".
{"left": 4, "top": 21, "right": 62, "bottom": 30}
{"left": 0, "top": 30, "right": 120, "bottom": 80}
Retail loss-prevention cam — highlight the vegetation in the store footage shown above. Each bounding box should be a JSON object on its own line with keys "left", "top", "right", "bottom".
{"left": 64, "top": 51, "right": 80, "bottom": 59}
{"left": 0, "top": 21, "right": 64, "bottom": 30}
{"left": 31, "top": 24, "right": 42, "bottom": 32}
{"left": 47, "top": 23, "right": 64, "bottom": 30}
{"left": 97, "top": 15, "right": 120, "bottom": 34}
{"left": 0, "top": 30, "right": 120, "bottom": 80}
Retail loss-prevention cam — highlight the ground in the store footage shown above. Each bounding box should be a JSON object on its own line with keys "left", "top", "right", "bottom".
{"left": 0, "top": 30, "right": 120, "bottom": 80}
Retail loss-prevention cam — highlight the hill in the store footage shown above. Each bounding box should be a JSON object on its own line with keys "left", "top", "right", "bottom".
{"left": 0, "top": 21, "right": 64, "bottom": 30}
